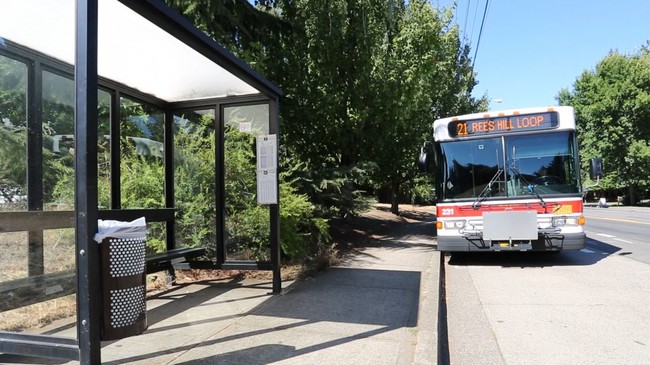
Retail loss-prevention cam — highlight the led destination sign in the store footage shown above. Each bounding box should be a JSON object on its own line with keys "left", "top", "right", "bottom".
{"left": 448, "top": 111, "right": 559, "bottom": 137}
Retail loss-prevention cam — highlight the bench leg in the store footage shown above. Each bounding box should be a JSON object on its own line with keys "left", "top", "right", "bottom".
{"left": 166, "top": 267, "right": 177, "bottom": 285}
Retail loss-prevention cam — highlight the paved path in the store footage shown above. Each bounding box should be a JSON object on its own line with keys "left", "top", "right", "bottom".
{"left": 155, "top": 218, "right": 440, "bottom": 365}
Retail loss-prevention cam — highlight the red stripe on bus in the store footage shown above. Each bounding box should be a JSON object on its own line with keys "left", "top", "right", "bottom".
{"left": 436, "top": 200, "right": 583, "bottom": 218}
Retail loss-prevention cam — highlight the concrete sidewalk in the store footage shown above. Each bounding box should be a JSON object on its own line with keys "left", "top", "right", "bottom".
{"left": 5, "top": 221, "right": 439, "bottom": 365}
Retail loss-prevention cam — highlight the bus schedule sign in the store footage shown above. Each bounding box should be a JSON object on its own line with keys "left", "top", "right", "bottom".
{"left": 448, "top": 111, "right": 559, "bottom": 137}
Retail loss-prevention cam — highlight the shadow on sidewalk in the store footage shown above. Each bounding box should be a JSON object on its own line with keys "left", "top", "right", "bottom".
{"left": 447, "top": 237, "right": 621, "bottom": 268}
{"left": 101, "top": 266, "right": 422, "bottom": 365}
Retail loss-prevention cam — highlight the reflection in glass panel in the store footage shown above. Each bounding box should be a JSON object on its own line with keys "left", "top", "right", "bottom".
{"left": 120, "top": 97, "right": 166, "bottom": 251}
{"left": 97, "top": 90, "right": 112, "bottom": 208}
{"left": 4, "top": 71, "right": 78, "bottom": 335}
{"left": 440, "top": 138, "right": 503, "bottom": 199}
{"left": 505, "top": 132, "right": 580, "bottom": 196}
{"left": 0, "top": 55, "right": 27, "bottom": 211}
{"left": 43, "top": 70, "right": 74, "bottom": 207}
{"left": 439, "top": 132, "right": 581, "bottom": 201}
{"left": 224, "top": 104, "right": 269, "bottom": 137}
{"left": 120, "top": 96, "right": 165, "bottom": 208}
{"left": 174, "top": 109, "right": 215, "bottom": 256}
{"left": 42, "top": 74, "right": 112, "bottom": 209}
{"left": 223, "top": 104, "right": 270, "bottom": 261}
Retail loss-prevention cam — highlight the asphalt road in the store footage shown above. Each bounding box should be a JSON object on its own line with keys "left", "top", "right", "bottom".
{"left": 584, "top": 205, "right": 650, "bottom": 264}
{"left": 444, "top": 207, "right": 650, "bottom": 364}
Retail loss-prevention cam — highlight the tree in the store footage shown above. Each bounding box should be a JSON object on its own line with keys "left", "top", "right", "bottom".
{"left": 369, "top": 0, "right": 482, "bottom": 214}
{"left": 270, "top": 0, "right": 386, "bottom": 167}
{"left": 260, "top": 0, "right": 484, "bottom": 215}
{"left": 164, "top": 0, "right": 289, "bottom": 62}
{"left": 558, "top": 47, "right": 650, "bottom": 204}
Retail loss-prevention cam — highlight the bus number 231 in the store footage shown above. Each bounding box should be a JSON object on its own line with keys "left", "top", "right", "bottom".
{"left": 441, "top": 208, "right": 455, "bottom": 216}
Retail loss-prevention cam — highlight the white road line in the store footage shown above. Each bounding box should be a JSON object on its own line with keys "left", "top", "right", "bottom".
{"left": 614, "top": 238, "right": 634, "bottom": 244}
{"left": 596, "top": 233, "right": 615, "bottom": 238}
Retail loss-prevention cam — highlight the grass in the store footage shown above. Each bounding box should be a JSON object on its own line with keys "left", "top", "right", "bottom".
{"left": 1, "top": 229, "right": 81, "bottom": 332}
{"left": 0, "top": 295, "right": 77, "bottom": 332}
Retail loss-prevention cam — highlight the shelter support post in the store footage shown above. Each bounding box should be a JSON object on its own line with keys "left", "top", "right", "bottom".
{"left": 75, "top": 0, "right": 102, "bottom": 363}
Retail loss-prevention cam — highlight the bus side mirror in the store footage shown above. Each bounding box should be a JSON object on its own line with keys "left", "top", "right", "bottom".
{"left": 417, "top": 142, "right": 431, "bottom": 173}
{"left": 418, "top": 151, "right": 429, "bottom": 173}
{"left": 589, "top": 158, "right": 604, "bottom": 180}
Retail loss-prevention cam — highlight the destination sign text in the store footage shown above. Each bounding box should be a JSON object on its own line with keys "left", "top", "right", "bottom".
{"left": 448, "top": 112, "right": 559, "bottom": 137}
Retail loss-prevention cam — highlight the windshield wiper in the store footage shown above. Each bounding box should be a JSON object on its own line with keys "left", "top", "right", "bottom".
{"left": 472, "top": 169, "right": 504, "bottom": 209}
{"left": 509, "top": 166, "right": 546, "bottom": 209}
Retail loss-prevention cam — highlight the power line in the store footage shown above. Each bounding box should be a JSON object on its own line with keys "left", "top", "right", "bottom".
{"left": 462, "top": 0, "right": 472, "bottom": 45}
{"left": 472, "top": 0, "right": 491, "bottom": 68}
{"left": 457, "top": 0, "right": 474, "bottom": 63}
{"left": 468, "top": 0, "right": 480, "bottom": 50}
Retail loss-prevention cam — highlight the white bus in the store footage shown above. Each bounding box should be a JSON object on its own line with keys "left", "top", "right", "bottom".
{"left": 419, "top": 106, "right": 599, "bottom": 252}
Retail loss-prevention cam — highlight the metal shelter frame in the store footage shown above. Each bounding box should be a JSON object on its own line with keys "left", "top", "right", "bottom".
{"left": 0, "top": 0, "right": 282, "bottom": 363}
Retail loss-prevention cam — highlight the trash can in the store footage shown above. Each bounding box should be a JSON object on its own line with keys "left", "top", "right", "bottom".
{"left": 94, "top": 217, "right": 148, "bottom": 340}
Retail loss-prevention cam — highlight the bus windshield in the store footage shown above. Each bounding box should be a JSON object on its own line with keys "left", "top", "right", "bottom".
{"left": 439, "top": 131, "right": 580, "bottom": 200}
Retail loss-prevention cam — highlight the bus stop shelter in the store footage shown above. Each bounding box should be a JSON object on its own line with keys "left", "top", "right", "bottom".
{"left": 0, "top": 0, "right": 282, "bottom": 363}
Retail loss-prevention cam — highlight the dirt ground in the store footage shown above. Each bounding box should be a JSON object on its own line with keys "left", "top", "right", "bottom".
{"left": 174, "top": 203, "right": 436, "bottom": 283}
{"left": 330, "top": 203, "right": 435, "bottom": 249}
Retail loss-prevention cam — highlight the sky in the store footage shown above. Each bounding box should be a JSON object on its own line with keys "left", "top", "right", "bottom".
{"left": 439, "top": 0, "right": 650, "bottom": 111}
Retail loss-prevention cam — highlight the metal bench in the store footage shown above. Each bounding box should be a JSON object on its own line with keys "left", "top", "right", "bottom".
{"left": 145, "top": 247, "right": 206, "bottom": 274}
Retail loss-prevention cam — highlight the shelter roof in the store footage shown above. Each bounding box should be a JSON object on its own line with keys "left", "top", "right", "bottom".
{"left": 0, "top": 0, "right": 281, "bottom": 102}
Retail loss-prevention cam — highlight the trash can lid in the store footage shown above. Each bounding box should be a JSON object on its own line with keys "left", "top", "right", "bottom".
{"left": 94, "top": 217, "right": 147, "bottom": 243}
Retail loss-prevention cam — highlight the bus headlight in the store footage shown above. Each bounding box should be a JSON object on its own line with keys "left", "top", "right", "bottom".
{"left": 552, "top": 216, "right": 585, "bottom": 227}
{"left": 443, "top": 220, "right": 466, "bottom": 229}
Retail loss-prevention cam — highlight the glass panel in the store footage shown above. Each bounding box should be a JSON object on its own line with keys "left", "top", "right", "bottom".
{"left": 120, "top": 97, "right": 165, "bottom": 208}
{"left": 0, "top": 61, "right": 80, "bottom": 335}
{"left": 505, "top": 132, "right": 581, "bottom": 195}
{"left": 0, "top": 231, "right": 28, "bottom": 282}
{"left": 43, "top": 70, "right": 75, "bottom": 207}
{"left": 145, "top": 222, "right": 167, "bottom": 255}
{"left": 97, "top": 90, "right": 112, "bottom": 209}
{"left": 42, "top": 73, "right": 111, "bottom": 208}
{"left": 439, "top": 132, "right": 581, "bottom": 201}
{"left": 173, "top": 109, "right": 216, "bottom": 256}
{"left": 224, "top": 104, "right": 270, "bottom": 137}
{"left": 0, "top": 231, "right": 76, "bottom": 333}
{"left": 0, "top": 54, "right": 27, "bottom": 210}
{"left": 223, "top": 104, "right": 270, "bottom": 261}
{"left": 440, "top": 138, "right": 504, "bottom": 199}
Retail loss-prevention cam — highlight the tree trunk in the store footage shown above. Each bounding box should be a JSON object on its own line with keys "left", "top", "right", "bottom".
{"left": 628, "top": 185, "right": 636, "bottom": 205}
{"left": 390, "top": 182, "right": 400, "bottom": 215}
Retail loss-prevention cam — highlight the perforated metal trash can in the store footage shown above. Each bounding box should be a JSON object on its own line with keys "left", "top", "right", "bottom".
{"left": 99, "top": 235, "right": 148, "bottom": 340}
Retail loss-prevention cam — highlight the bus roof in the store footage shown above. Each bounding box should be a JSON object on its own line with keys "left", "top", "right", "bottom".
{"left": 433, "top": 106, "right": 575, "bottom": 142}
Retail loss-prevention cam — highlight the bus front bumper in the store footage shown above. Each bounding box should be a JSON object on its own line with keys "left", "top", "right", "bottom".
{"left": 436, "top": 232, "right": 586, "bottom": 252}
